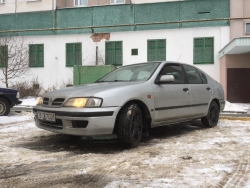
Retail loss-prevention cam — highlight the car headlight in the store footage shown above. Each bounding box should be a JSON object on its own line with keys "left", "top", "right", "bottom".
{"left": 63, "top": 98, "right": 102, "bottom": 108}
{"left": 16, "top": 92, "right": 20, "bottom": 99}
{"left": 36, "top": 97, "right": 43, "bottom": 105}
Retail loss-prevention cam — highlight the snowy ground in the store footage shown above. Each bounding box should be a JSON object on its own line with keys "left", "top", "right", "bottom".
{"left": 0, "top": 99, "right": 250, "bottom": 187}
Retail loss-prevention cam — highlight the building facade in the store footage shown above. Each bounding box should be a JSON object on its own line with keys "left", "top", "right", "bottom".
{"left": 0, "top": 0, "right": 231, "bottom": 93}
{"left": 219, "top": 0, "right": 250, "bottom": 103}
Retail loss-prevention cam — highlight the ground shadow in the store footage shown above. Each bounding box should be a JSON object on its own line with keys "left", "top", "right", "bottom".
{"left": 16, "top": 120, "right": 206, "bottom": 154}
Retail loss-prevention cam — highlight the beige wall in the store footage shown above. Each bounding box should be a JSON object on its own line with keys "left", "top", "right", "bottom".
{"left": 0, "top": 0, "right": 55, "bottom": 14}
{"left": 0, "top": 0, "right": 15, "bottom": 14}
{"left": 56, "top": 0, "right": 131, "bottom": 8}
{"left": 220, "top": 54, "right": 250, "bottom": 99}
{"left": 17, "top": 0, "right": 54, "bottom": 12}
{"left": 230, "top": 0, "right": 250, "bottom": 39}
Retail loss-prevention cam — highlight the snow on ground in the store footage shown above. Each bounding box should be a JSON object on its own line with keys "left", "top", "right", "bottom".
{"left": 0, "top": 98, "right": 250, "bottom": 187}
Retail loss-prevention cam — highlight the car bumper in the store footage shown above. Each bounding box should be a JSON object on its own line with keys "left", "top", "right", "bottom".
{"left": 219, "top": 99, "right": 226, "bottom": 112}
{"left": 33, "top": 106, "right": 121, "bottom": 136}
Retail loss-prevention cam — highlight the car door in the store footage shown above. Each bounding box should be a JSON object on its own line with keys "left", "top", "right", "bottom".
{"left": 182, "top": 65, "right": 212, "bottom": 117}
{"left": 153, "top": 64, "right": 191, "bottom": 124}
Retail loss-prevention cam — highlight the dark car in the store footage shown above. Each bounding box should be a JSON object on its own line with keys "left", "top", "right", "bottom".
{"left": 0, "top": 88, "right": 22, "bottom": 116}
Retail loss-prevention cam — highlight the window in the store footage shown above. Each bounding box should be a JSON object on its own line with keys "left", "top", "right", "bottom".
{"left": 66, "top": 43, "right": 82, "bottom": 67}
{"left": 194, "top": 37, "right": 214, "bottom": 64}
{"left": 183, "top": 65, "right": 203, "bottom": 84}
{"left": 75, "top": 0, "right": 87, "bottom": 6}
{"left": 131, "top": 49, "right": 138, "bottom": 56}
{"left": 111, "top": 0, "right": 125, "bottom": 4}
{"left": 105, "top": 41, "right": 123, "bottom": 66}
{"left": 159, "top": 65, "right": 185, "bottom": 84}
{"left": 0, "top": 0, "right": 5, "bottom": 4}
{"left": 246, "top": 23, "right": 250, "bottom": 34}
{"left": 0, "top": 46, "right": 8, "bottom": 67}
{"left": 29, "top": 44, "right": 44, "bottom": 67}
{"left": 147, "top": 39, "right": 166, "bottom": 61}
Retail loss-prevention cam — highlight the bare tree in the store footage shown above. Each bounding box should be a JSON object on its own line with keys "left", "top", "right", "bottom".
{"left": 0, "top": 36, "right": 29, "bottom": 88}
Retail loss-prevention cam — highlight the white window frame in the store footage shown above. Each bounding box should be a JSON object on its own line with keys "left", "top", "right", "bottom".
{"left": 0, "top": 0, "right": 5, "bottom": 4}
{"left": 111, "top": 0, "right": 125, "bottom": 4}
{"left": 75, "top": 0, "right": 88, "bottom": 7}
{"left": 246, "top": 22, "right": 250, "bottom": 34}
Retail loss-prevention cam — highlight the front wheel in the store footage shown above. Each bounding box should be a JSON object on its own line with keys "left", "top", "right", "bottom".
{"left": 0, "top": 98, "right": 10, "bottom": 116}
{"left": 117, "top": 103, "right": 143, "bottom": 148}
{"left": 201, "top": 101, "right": 219, "bottom": 128}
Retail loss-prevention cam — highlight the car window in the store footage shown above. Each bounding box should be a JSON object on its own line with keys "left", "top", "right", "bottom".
{"left": 197, "top": 70, "right": 208, "bottom": 84}
{"left": 117, "top": 70, "right": 133, "bottom": 81}
{"left": 97, "top": 63, "right": 160, "bottom": 82}
{"left": 183, "top": 65, "right": 203, "bottom": 84}
{"left": 159, "top": 65, "right": 185, "bottom": 84}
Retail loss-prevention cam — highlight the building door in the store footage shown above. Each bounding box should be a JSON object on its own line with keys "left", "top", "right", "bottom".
{"left": 227, "top": 68, "right": 250, "bottom": 103}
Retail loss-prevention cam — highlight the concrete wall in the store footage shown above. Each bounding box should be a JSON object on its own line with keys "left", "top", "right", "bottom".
{"left": 220, "top": 54, "right": 250, "bottom": 99}
{"left": 0, "top": 26, "right": 230, "bottom": 88}
{"left": 230, "top": 0, "right": 250, "bottom": 39}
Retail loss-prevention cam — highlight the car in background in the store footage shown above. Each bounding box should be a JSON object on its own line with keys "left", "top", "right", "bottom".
{"left": 33, "top": 62, "right": 225, "bottom": 148}
{"left": 0, "top": 88, "right": 22, "bottom": 116}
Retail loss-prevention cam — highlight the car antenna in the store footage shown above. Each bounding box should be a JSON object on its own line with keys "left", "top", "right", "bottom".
{"left": 177, "top": 54, "right": 182, "bottom": 62}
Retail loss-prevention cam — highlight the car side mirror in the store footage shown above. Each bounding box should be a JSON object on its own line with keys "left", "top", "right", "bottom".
{"left": 159, "top": 75, "right": 175, "bottom": 83}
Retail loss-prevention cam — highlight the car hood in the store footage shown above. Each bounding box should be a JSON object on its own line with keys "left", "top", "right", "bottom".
{"left": 0, "top": 88, "right": 18, "bottom": 94}
{"left": 43, "top": 82, "right": 144, "bottom": 98}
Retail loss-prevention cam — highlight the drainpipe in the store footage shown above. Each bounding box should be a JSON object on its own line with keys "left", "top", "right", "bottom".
{"left": 96, "top": 44, "right": 98, "bottom": 65}
{"left": 15, "top": 0, "right": 17, "bottom": 13}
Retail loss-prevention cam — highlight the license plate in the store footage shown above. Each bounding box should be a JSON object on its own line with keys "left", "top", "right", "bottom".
{"left": 38, "top": 111, "right": 56, "bottom": 122}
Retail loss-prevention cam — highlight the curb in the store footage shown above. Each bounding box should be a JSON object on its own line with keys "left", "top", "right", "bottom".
{"left": 220, "top": 116, "right": 250, "bottom": 121}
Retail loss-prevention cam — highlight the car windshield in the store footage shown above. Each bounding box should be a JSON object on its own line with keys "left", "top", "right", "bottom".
{"left": 96, "top": 63, "right": 160, "bottom": 82}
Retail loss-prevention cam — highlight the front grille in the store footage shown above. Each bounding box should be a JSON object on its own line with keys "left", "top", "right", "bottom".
{"left": 52, "top": 98, "right": 65, "bottom": 106}
{"left": 43, "top": 98, "right": 49, "bottom": 105}
{"left": 38, "top": 119, "right": 63, "bottom": 130}
{"left": 42, "top": 98, "right": 65, "bottom": 107}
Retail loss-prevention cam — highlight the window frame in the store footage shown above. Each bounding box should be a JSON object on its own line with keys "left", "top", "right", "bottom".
{"left": 155, "top": 63, "right": 187, "bottom": 85}
{"left": 29, "top": 44, "right": 44, "bottom": 68}
{"left": 183, "top": 65, "right": 204, "bottom": 84}
{"left": 110, "top": 0, "right": 125, "bottom": 4}
{"left": 147, "top": 39, "right": 166, "bottom": 62}
{"left": 66, "top": 43, "right": 82, "bottom": 67}
{"left": 105, "top": 41, "right": 123, "bottom": 66}
{"left": 74, "top": 0, "right": 88, "bottom": 6}
{"left": 246, "top": 22, "right": 250, "bottom": 34}
{"left": 193, "top": 37, "right": 214, "bottom": 65}
{"left": 0, "top": 0, "right": 5, "bottom": 4}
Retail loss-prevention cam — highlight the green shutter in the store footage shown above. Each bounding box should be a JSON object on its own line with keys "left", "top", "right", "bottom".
{"left": 105, "top": 41, "right": 123, "bottom": 66}
{"left": 38, "top": 44, "right": 44, "bottom": 66}
{"left": 147, "top": 39, "right": 166, "bottom": 61}
{"left": 29, "top": 45, "right": 36, "bottom": 67}
{"left": 204, "top": 38, "right": 214, "bottom": 63}
{"left": 194, "top": 37, "right": 214, "bottom": 64}
{"left": 66, "top": 43, "right": 82, "bottom": 66}
{"left": 29, "top": 44, "right": 44, "bottom": 67}
{"left": 0, "top": 45, "right": 8, "bottom": 67}
{"left": 114, "top": 42, "right": 122, "bottom": 66}
{"left": 75, "top": 43, "right": 82, "bottom": 65}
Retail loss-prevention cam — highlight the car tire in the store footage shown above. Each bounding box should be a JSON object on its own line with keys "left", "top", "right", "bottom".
{"left": 117, "top": 103, "right": 143, "bottom": 148}
{"left": 201, "top": 101, "right": 219, "bottom": 128}
{"left": 0, "top": 98, "right": 10, "bottom": 116}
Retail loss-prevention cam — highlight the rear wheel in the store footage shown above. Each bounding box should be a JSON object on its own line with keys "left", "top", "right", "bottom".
{"left": 201, "top": 101, "right": 219, "bottom": 128}
{"left": 117, "top": 103, "right": 143, "bottom": 148}
{"left": 0, "top": 98, "right": 10, "bottom": 116}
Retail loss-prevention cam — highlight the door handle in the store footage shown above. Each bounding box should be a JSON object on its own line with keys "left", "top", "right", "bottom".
{"left": 206, "top": 87, "right": 211, "bottom": 91}
{"left": 183, "top": 88, "right": 189, "bottom": 92}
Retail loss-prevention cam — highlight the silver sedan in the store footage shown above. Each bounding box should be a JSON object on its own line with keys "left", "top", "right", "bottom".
{"left": 33, "top": 62, "right": 225, "bottom": 148}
